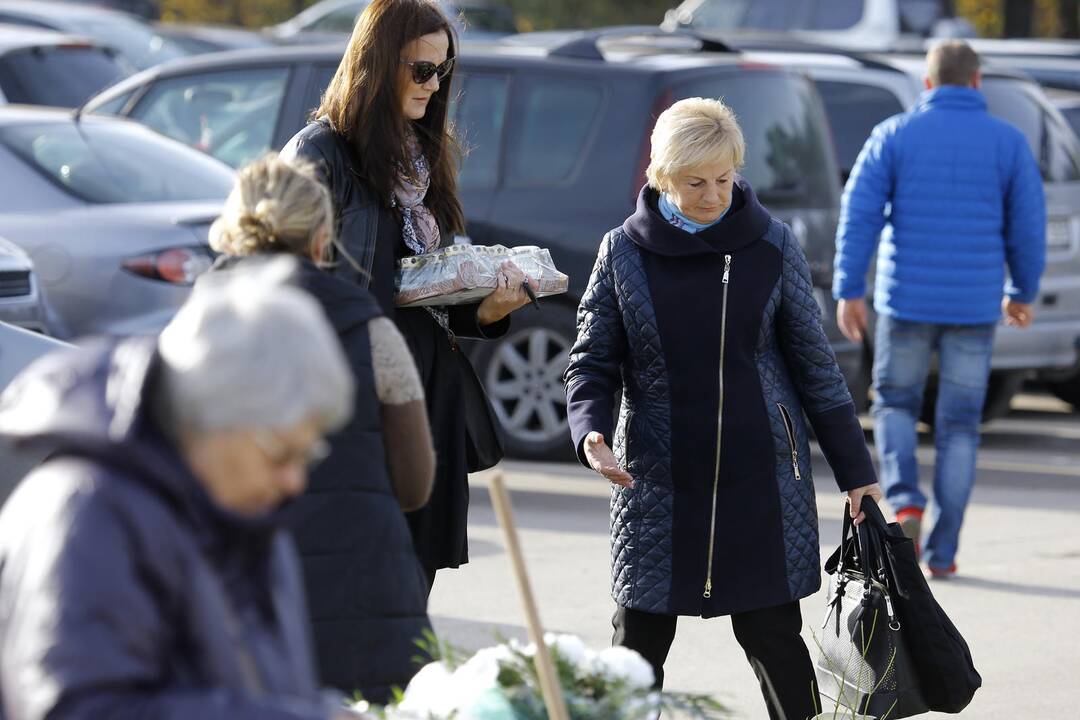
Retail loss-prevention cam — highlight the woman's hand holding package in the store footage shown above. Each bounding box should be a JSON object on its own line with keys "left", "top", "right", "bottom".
{"left": 476, "top": 260, "right": 539, "bottom": 326}
{"left": 584, "top": 431, "right": 633, "bottom": 488}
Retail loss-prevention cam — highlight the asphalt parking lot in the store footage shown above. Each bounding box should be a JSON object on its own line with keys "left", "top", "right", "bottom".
{"left": 429, "top": 391, "right": 1080, "bottom": 719}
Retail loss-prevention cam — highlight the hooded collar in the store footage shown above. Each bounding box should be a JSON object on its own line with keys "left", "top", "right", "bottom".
{"left": 0, "top": 336, "right": 288, "bottom": 545}
{"left": 622, "top": 177, "right": 772, "bottom": 257}
{"left": 917, "top": 85, "right": 986, "bottom": 112}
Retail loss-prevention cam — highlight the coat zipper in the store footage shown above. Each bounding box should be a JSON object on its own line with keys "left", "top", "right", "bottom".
{"left": 777, "top": 403, "right": 802, "bottom": 482}
{"left": 704, "top": 254, "right": 732, "bottom": 599}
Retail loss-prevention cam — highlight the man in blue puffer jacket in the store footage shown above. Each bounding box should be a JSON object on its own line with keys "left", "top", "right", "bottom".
{"left": 833, "top": 40, "right": 1046, "bottom": 578}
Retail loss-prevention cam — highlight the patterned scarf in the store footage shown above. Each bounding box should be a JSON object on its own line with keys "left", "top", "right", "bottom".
{"left": 393, "top": 129, "right": 441, "bottom": 254}
{"left": 394, "top": 128, "right": 452, "bottom": 339}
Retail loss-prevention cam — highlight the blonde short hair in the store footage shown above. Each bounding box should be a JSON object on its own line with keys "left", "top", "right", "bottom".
{"left": 209, "top": 154, "right": 335, "bottom": 263}
{"left": 646, "top": 97, "right": 745, "bottom": 193}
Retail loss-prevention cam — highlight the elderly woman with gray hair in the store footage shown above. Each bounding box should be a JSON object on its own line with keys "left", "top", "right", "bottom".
{"left": 0, "top": 260, "right": 363, "bottom": 720}
{"left": 564, "top": 97, "right": 883, "bottom": 720}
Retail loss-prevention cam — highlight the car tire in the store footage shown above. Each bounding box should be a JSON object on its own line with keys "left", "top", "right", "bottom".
{"left": 468, "top": 303, "right": 577, "bottom": 461}
{"left": 1044, "top": 371, "right": 1080, "bottom": 409}
{"left": 919, "top": 370, "right": 1025, "bottom": 426}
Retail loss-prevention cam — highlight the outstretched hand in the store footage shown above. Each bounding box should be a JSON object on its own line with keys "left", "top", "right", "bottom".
{"left": 583, "top": 431, "right": 633, "bottom": 488}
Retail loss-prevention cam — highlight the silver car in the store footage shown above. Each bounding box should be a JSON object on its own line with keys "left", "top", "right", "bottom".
{"left": 0, "top": 235, "right": 49, "bottom": 333}
{"left": 0, "top": 106, "right": 234, "bottom": 339}
{"left": 0, "top": 321, "right": 68, "bottom": 505}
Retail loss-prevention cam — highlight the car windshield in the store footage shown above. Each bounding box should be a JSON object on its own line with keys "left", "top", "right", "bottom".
{"left": 0, "top": 119, "right": 234, "bottom": 203}
{"left": 682, "top": 0, "right": 865, "bottom": 32}
{"left": 0, "top": 46, "right": 126, "bottom": 107}
{"left": 673, "top": 70, "right": 836, "bottom": 207}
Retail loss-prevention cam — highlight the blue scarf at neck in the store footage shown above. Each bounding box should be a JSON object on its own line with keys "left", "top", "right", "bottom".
{"left": 659, "top": 193, "right": 728, "bottom": 233}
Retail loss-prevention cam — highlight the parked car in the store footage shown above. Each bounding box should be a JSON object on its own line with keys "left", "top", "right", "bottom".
{"left": 268, "top": 0, "right": 517, "bottom": 44}
{"left": 87, "top": 29, "right": 856, "bottom": 457}
{"left": 0, "top": 25, "right": 128, "bottom": 107}
{"left": 153, "top": 22, "right": 275, "bottom": 55}
{"left": 749, "top": 47, "right": 1080, "bottom": 415}
{"left": 1048, "top": 89, "right": 1080, "bottom": 141}
{"left": 0, "top": 0, "right": 185, "bottom": 70}
{"left": 84, "top": 45, "right": 346, "bottom": 168}
{"left": 0, "top": 106, "right": 233, "bottom": 339}
{"left": 0, "top": 236, "right": 50, "bottom": 334}
{"left": 0, "top": 321, "right": 69, "bottom": 506}
{"left": 46, "top": 0, "right": 160, "bottom": 21}
{"left": 661, "top": 0, "right": 975, "bottom": 52}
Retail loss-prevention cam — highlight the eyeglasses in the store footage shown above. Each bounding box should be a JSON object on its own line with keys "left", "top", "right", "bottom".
{"left": 400, "top": 57, "right": 454, "bottom": 85}
{"left": 252, "top": 431, "right": 330, "bottom": 470}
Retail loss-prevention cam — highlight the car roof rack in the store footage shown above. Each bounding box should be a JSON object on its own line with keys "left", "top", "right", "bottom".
{"left": 539, "top": 26, "right": 734, "bottom": 61}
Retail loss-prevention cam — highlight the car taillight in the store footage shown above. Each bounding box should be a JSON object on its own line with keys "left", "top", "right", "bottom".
{"left": 122, "top": 247, "right": 214, "bottom": 285}
{"left": 632, "top": 88, "right": 674, "bottom": 204}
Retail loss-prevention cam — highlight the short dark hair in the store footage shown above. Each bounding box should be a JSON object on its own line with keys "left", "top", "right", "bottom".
{"left": 927, "top": 40, "right": 980, "bottom": 87}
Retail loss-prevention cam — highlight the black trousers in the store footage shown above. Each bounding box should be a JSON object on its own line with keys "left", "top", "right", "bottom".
{"left": 612, "top": 602, "right": 819, "bottom": 720}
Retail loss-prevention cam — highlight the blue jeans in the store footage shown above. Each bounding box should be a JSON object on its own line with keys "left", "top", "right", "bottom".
{"left": 872, "top": 315, "right": 996, "bottom": 570}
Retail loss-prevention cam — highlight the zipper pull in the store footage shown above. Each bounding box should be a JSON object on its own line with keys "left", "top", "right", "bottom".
{"left": 792, "top": 453, "right": 802, "bottom": 481}
{"left": 722, "top": 254, "right": 732, "bottom": 284}
{"left": 703, "top": 579, "right": 712, "bottom": 599}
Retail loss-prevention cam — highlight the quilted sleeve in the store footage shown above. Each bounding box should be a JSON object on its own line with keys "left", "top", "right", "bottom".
{"left": 564, "top": 233, "right": 628, "bottom": 467}
{"left": 778, "top": 227, "right": 876, "bottom": 492}
{"left": 833, "top": 119, "right": 895, "bottom": 301}
{"left": 1003, "top": 128, "right": 1047, "bottom": 304}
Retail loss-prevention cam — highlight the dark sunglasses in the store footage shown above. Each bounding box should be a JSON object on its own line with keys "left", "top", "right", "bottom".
{"left": 400, "top": 57, "right": 455, "bottom": 85}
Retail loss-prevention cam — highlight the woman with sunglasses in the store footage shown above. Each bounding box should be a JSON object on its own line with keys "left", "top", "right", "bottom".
{"left": 281, "top": 0, "right": 536, "bottom": 595}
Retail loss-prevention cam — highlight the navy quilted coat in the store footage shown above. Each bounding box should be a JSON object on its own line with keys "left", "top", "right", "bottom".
{"left": 565, "top": 182, "right": 877, "bottom": 618}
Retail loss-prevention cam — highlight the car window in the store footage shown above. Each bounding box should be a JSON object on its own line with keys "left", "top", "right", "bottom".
{"left": 0, "top": 46, "right": 126, "bottom": 108}
{"left": 451, "top": 71, "right": 509, "bottom": 189}
{"left": 674, "top": 71, "right": 837, "bottom": 208}
{"left": 504, "top": 76, "right": 603, "bottom": 187}
{"left": 1060, "top": 106, "right": 1080, "bottom": 141}
{"left": 304, "top": 63, "right": 338, "bottom": 120}
{"left": 685, "top": 0, "right": 863, "bottom": 32}
{"left": 0, "top": 14, "right": 52, "bottom": 30}
{"left": 457, "top": 5, "right": 517, "bottom": 33}
{"left": 982, "top": 78, "right": 1080, "bottom": 183}
{"left": 308, "top": 5, "right": 363, "bottom": 33}
{"left": 0, "top": 120, "right": 234, "bottom": 204}
{"left": 814, "top": 80, "right": 905, "bottom": 180}
{"left": 129, "top": 68, "right": 290, "bottom": 169}
{"left": 89, "top": 89, "right": 136, "bottom": 116}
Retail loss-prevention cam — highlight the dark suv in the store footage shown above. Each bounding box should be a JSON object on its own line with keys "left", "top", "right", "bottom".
{"left": 86, "top": 30, "right": 851, "bottom": 458}
{"left": 454, "top": 30, "right": 853, "bottom": 457}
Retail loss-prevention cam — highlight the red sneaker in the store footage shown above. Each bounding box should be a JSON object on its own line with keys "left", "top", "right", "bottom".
{"left": 928, "top": 564, "right": 958, "bottom": 579}
{"left": 895, "top": 507, "right": 923, "bottom": 559}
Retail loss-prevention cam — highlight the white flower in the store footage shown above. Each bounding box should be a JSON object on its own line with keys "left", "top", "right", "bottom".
{"left": 508, "top": 637, "right": 537, "bottom": 658}
{"left": 397, "top": 661, "right": 457, "bottom": 719}
{"left": 592, "top": 646, "right": 655, "bottom": 690}
{"left": 452, "top": 645, "right": 515, "bottom": 705}
{"left": 543, "top": 633, "right": 595, "bottom": 671}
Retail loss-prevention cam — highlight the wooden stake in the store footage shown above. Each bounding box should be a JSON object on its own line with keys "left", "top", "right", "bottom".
{"left": 488, "top": 471, "right": 571, "bottom": 720}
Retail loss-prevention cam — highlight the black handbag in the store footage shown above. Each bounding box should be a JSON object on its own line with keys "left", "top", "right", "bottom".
{"left": 817, "top": 500, "right": 929, "bottom": 719}
{"left": 456, "top": 349, "right": 504, "bottom": 473}
{"left": 849, "top": 498, "right": 983, "bottom": 714}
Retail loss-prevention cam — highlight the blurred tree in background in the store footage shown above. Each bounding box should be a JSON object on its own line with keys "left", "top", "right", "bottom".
{"left": 160, "top": 0, "right": 1080, "bottom": 39}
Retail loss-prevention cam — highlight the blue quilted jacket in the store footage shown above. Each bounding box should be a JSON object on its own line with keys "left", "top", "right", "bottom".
{"left": 834, "top": 86, "right": 1046, "bottom": 323}
{"left": 565, "top": 183, "right": 876, "bottom": 618}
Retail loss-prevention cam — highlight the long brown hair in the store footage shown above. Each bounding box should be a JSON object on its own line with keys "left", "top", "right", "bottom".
{"left": 317, "top": 0, "right": 464, "bottom": 236}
